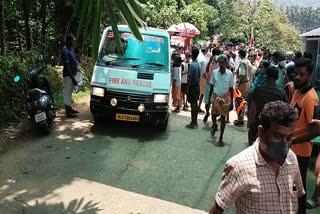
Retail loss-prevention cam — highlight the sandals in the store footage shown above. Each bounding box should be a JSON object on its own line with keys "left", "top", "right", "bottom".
{"left": 234, "top": 120, "right": 244, "bottom": 126}
{"left": 306, "top": 199, "right": 320, "bottom": 209}
{"left": 172, "top": 108, "right": 181, "bottom": 113}
{"left": 219, "top": 139, "right": 225, "bottom": 147}
{"left": 210, "top": 124, "right": 218, "bottom": 137}
{"left": 186, "top": 123, "right": 198, "bottom": 129}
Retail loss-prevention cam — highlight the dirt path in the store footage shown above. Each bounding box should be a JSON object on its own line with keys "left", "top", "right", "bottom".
{"left": 0, "top": 95, "right": 90, "bottom": 155}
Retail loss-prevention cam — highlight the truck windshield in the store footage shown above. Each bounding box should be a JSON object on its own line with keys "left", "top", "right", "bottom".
{"left": 98, "top": 31, "right": 169, "bottom": 69}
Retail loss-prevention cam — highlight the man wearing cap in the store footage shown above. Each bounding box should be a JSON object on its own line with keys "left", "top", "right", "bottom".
{"left": 234, "top": 49, "right": 251, "bottom": 126}
{"left": 209, "top": 54, "right": 234, "bottom": 146}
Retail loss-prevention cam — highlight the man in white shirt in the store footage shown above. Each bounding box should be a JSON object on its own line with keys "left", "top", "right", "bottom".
{"left": 198, "top": 48, "right": 208, "bottom": 113}
{"left": 181, "top": 52, "right": 192, "bottom": 110}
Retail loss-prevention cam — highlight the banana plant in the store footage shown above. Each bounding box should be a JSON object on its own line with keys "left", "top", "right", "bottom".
{"left": 70, "top": 0, "right": 147, "bottom": 61}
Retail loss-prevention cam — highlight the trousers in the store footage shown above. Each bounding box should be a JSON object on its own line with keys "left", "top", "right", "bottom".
{"left": 64, "top": 76, "right": 74, "bottom": 107}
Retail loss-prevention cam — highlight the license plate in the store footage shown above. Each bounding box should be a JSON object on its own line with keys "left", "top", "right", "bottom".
{"left": 35, "top": 112, "right": 47, "bottom": 123}
{"left": 116, "top": 114, "right": 139, "bottom": 122}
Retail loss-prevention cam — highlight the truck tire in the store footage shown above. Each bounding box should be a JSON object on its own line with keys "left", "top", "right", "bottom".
{"left": 157, "top": 117, "right": 168, "bottom": 131}
{"left": 92, "top": 112, "right": 104, "bottom": 124}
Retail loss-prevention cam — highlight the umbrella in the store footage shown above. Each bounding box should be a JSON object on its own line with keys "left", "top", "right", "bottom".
{"left": 176, "top": 22, "right": 200, "bottom": 36}
{"left": 167, "top": 24, "right": 180, "bottom": 36}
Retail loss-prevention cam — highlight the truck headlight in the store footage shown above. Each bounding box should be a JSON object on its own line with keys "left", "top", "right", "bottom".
{"left": 92, "top": 87, "right": 105, "bottom": 97}
{"left": 154, "top": 94, "right": 168, "bottom": 103}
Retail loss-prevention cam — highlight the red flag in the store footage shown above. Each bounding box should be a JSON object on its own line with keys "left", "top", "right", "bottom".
{"left": 249, "top": 36, "right": 254, "bottom": 47}
{"left": 249, "top": 26, "right": 254, "bottom": 47}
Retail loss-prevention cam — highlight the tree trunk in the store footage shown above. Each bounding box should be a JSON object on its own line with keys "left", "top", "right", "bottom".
{"left": 22, "top": 0, "right": 32, "bottom": 51}
{"left": 0, "top": 0, "right": 5, "bottom": 58}
{"left": 14, "top": 3, "right": 23, "bottom": 61}
{"left": 41, "top": 0, "right": 46, "bottom": 56}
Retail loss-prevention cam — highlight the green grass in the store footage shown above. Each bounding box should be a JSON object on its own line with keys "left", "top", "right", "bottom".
{"left": 53, "top": 87, "right": 90, "bottom": 109}
{"left": 73, "top": 88, "right": 90, "bottom": 100}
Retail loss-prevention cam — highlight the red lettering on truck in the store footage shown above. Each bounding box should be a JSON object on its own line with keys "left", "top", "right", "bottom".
{"left": 108, "top": 78, "right": 120, "bottom": 84}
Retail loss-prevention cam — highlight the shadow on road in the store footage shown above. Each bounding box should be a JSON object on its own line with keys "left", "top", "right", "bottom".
{"left": 90, "top": 119, "right": 169, "bottom": 143}
{"left": 0, "top": 196, "right": 101, "bottom": 214}
{"left": 0, "top": 96, "right": 247, "bottom": 213}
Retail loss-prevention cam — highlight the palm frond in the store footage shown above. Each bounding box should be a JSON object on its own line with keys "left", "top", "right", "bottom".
{"left": 115, "top": 0, "right": 143, "bottom": 41}
{"left": 82, "top": 0, "right": 94, "bottom": 52}
{"left": 75, "top": 0, "right": 90, "bottom": 47}
{"left": 91, "top": 0, "right": 102, "bottom": 61}
{"left": 106, "top": 0, "right": 123, "bottom": 54}
{"left": 127, "top": 0, "right": 147, "bottom": 26}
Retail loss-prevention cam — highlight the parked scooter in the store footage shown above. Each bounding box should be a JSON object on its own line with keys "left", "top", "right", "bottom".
{"left": 26, "top": 56, "right": 56, "bottom": 134}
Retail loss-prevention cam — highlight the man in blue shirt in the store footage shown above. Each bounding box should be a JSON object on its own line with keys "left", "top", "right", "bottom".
{"left": 186, "top": 48, "right": 201, "bottom": 129}
{"left": 62, "top": 34, "right": 78, "bottom": 118}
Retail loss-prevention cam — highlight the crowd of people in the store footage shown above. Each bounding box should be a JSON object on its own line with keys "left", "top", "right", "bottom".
{"left": 170, "top": 42, "right": 320, "bottom": 213}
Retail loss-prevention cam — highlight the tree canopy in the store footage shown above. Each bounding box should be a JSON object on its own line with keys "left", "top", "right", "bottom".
{"left": 1, "top": 0, "right": 304, "bottom": 62}
{"left": 284, "top": 6, "right": 320, "bottom": 32}
{"left": 214, "top": 0, "right": 301, "bottom": 51}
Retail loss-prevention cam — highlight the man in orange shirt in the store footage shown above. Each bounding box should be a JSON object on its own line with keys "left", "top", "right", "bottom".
{"left": 291, "top": 58, "right": 319, "bottom": 214}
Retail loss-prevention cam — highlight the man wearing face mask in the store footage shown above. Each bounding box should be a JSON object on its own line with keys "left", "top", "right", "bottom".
{"left": 290, "top": 58, "right": 319, "bottom": 214}
{"left": 272, "top": 51, "right": 288, "bottom": 89}
{"left": 210, "top": 101, "right": 304, "bottom": 214}
{"left": 248, "top": 66, "right": 288, "bottom": 146}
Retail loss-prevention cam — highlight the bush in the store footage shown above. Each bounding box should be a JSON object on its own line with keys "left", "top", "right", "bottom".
{"left": 0, "top": 54, "right": 31, "bottom": 123}
{"left": 0, "top": 52, "right": 63, "bottom": 124}
{"left": 0, "top": 53, "right": 93, "bottom": 124}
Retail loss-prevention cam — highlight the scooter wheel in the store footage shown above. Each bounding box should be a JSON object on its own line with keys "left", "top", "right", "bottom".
{"left": 39, "top": 120, "right": 50, "bottom": 134}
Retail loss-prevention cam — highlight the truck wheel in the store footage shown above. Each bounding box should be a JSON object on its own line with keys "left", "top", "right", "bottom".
{"left": 93, "top": 113, "right": 101, "bottom": 123}
{"left": 158, "top": 118, "right": 168, "bottom": 131}
{"left": 93, "top": 112, "right": 107, "bottom": 124}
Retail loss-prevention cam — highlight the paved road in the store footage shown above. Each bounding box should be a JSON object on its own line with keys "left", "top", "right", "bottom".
{"left": 0, "top": 97, "right": 319, "bottom": 213}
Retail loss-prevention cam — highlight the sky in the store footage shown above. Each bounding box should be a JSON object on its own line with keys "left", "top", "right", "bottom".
{"left": 248, "top": 0, "right": 320, "bottom": 8}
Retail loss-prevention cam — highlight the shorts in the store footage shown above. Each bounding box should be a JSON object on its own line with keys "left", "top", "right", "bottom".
{"left": 211, "top": 93, "right": 231, "bottom": 116}
{"left": 203, "top": 83, "right": 214, "bottom": 104}
{"left": 187, "top": 84, "right": 200, "bottom": 103}
{"left": 181, "top": 83, "right": 188, "bottom": 94}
